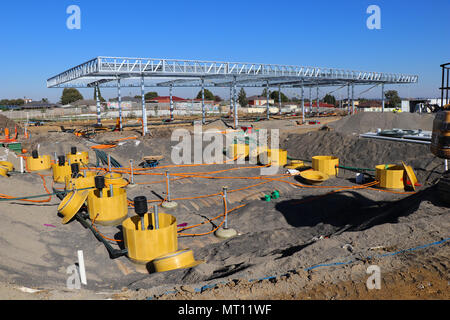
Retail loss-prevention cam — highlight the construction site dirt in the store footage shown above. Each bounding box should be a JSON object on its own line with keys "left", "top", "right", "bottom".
{"left": 0, "top": 113, "right": 448, "bottom": 300}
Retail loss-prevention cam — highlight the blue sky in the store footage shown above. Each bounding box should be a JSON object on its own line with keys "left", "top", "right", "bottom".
{"left": 0, "top": 0, "right": 448, "bottom": 102}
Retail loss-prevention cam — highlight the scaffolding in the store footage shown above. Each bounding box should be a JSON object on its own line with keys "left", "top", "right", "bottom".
{"left": 47, "top": 56, "right": 419, "bottom": 133}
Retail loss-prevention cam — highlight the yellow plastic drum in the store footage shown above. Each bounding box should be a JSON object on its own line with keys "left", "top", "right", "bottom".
{"left": 0, "top": 166, "right": 8, "bottom": 177}
{"left": 152, "top": 249, "right": 203, "bottom": 273}
{"left": 67, "top": 151, "right": 89, "bottom": 165}
{"left": 312, "top": 156, "right": 339, "bottom": 176}
{"left": 122, "top": 213, "right": 178, "bottom": 264}
{"left": 87, "top": 187, "right": 128, "bottom": 226}
{"left": 58, "top": 190, "right": 89, "bottom": 224}
{"left": 0, "top": 161, "right": 14, "bottom": 171}
{"left": 285, "top": 160, "right": 305, "bottom": 169}
{"left": 228, "top": 143, "right": 249, "bottom": 159}
{"left": 27, "top": 155, "right": 51, "bottom": 172}
{"left": 52, "top": 163, "right": 72, "bottom": 183}
{"left": 375, "top": 164, "right": 405, "bottom": 190}
{"left": 104, "top": 172, "right": 128, "bottom": 187}
{"left": 299, "top": 170, "right": 329, "bottom": 185}
{"left": 267, "top": 149, "right": 288, "bottom": 167}
{"left": 65, "top": 171, "right": 96, "bottom": 190}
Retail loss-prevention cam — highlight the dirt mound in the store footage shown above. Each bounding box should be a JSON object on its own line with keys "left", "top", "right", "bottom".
{"left": 282, "top": 131, "right": 444, "bottom": 183}
{"left": 329, "top": 112, "right": 434, "bottom": 134}
{"left": 0, "top": 114, "right": 23, "bottom": 134}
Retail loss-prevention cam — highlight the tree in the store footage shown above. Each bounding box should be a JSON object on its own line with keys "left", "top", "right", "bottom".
{"left": 270, "top": 91, "right": 289, "bottom": 103}
{"left": 323, "top": 94, "right": 336, "bottom": 106}
{"left": 214, "top": 95, "right": 222, "bottom": 102}
{"left": 144, "top": 92, "right": 158, "bottom": 101}
{"left": 41, "top": 98, "right": 49, "bottom": 103}
{"left": 61, "top": 88, "right": 83, "bottom": 105}
{"left": 196, "top": 89, "right": 215, "bottom": 101}
{"left": 385, "top": 90, "right": 401, "bottom": 108}
{"left": 261, "top": 88, "right": 270, "bottom": 97}
{"left": 238, "top": 88, "right": 248, "bottom": 107}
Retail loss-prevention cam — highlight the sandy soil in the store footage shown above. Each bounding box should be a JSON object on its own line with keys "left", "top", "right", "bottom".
{"left": 0, "top": 113, "right": 448, "bottom": 300}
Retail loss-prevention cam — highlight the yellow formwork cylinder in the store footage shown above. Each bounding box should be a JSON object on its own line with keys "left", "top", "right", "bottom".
{"left": 228, "top": 143, "right": 249, "bottom": 159}
{"left": 0, "top": 161, "right": 14, "bottom": 171}
{"left": 67, "top": 151, "right": 89, "bottom": 165}
{"left": 87, "top": 186, "right": 128, "bottom": 226}
{"left": 52, "top": 163, "right": 72, "bottom": 183}
{"left": 65, "top": 171, "right": 96, "bottom": 190}
{"left": 375, "top": 164, "right": 405, "bottom": 190}
{"left": 0, "top": 166, "right": 8, "bottom": 177}
{"left": 122, "top": 213, "right": 178, "bottom": 264}
{"left": 312, "top": 156, "right": 339, "bottom": 176}
{"left": 104, "top": 172, "right": 128, "bottom": 187}
{"left": 27, "top": 155, "right": 51, "bottom": 172}
{"left": 267, "top": 149, "right": 288, "bottom": 167}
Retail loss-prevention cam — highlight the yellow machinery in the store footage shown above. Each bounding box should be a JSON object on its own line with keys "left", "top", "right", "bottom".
{"left": 431, "top": 110, "right": 450, "bottom": 159}
{"left": 299, "top": 170, "right": 329, "bottom": 185}
{"left": 87, "top": 185, "right": 128, "bottom": 226}
{"left": 27, "top": 151, "right": 51, "bottom": 172}
{"left": 152, "top": 249, "right": 203, "bottom": 273}
{"left": 122, "top": 196, "right": 178, "bottom": 264}
{"left": 312, "top": 156, "right": 339, "bottom": 176}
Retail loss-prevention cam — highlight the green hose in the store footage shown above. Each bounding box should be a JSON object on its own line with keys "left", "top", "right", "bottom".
{"left": 337, "top": 165, "right": 375, "bottom": 172}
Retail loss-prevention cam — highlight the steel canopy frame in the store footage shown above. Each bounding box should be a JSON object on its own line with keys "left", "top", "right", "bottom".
{"left": 47, "top": 56, "right": 419, "bottom": 133}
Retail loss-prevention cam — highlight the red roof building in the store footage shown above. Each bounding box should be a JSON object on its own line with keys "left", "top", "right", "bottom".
{"left": 147, "top": 96, "right": 186, "bottom": 103}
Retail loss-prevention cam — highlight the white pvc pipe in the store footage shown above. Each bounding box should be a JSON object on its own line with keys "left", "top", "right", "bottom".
{"left": 77, "top": 250, "right": 87, "bottom": 285}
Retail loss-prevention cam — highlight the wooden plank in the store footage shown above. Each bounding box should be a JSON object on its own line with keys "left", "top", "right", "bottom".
{"left": 190, "top": 201, "right": 200, "bottom": 211}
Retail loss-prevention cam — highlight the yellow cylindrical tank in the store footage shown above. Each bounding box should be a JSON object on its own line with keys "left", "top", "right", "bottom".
{"left": 122, "top": 213, "right": 178, "bottom": 264}
{"left": 312, "top": 156, "right": 339, "bottom": 176}
{"left": 27, "top": 155, "right": 51, "bottom": 172}
{"left": 104, "top": 172, "right": 128, "bottom": 187}
{"left": 375, "top": 164, "right": 405, "bottom": 190}
{"left": 0, "top": 166, "right": 8, "bottom": 177}
{"left": 267, "top": 149, "right": 288, "bottom": 167}
{"left": 52, "top": 163, "right": 72, "bottom": 183}
{"left": 87, "top": 186, "right": 128, "bottom": 226}
{"left": 65, "top": 171, "right": 96, "bottom": 190}
{"left": 67, "top": 151, "right": 89, "bottom": 165}
{"left": 285, "top": 160, "right": 305, "bottom": 169}
{"left": 0, "top": 161, "right": 14, "bottom": 171}
{"left": 228, "top": 143, "right": 249, "bottom": 159}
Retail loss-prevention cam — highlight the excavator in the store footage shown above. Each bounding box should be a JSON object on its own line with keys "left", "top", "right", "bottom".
{"left": 430, "top": 62, "right": 450, "bottom": 204}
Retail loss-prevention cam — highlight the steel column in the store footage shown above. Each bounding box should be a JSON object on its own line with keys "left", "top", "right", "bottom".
{"left": 201, "top": 78, "right": 205, "bottom": 124}
{"left": 95, "top": 84, "right": 101, "bottom": 126}
{"left": 141, "top": 75, "right": 148, "bottom": 136}
{"left": 347, "top": 83, "right": 350, "bottom": 114}
{"left": 278, "top": 84, "right": 282, "bottom": 115}
{"left": 309, "top": 87, "right": 312, "bottom": 113}
{"left": 381, "top": 83, "right": 385, "bottom": 113}
{"left": 117, "top": 77, "right": 122, "bottom": 131}
{"left": 233, "top": 77, "right": 238, "bottom": 129}
{"left": 351, "top": 83, "right": 355, "bottom": 115}
{"left": 301, "top": 84, "right": 305, "bottom": 123}
{"left": 316, "top": 85, "right": 319, "bottom": 113}
{"left": 266, "top": 80, "right": 270, "bottom": 120}
{"left": 170, "top": 83, "right": 174, "bottom": 121}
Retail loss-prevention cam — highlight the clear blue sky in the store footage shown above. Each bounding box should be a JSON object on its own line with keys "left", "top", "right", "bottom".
{"left": 0, "top": 0, "right": 448, "bottom": 102}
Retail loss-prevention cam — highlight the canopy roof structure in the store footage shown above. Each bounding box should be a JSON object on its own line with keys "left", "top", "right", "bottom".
{"left": 47, "top": 56, "right": 418, "bottom": 89}
{"left": 46, "top": 56, "right": 419, "bottom": 134}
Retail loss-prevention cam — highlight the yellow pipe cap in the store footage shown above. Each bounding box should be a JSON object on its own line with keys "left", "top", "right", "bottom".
{"left": 58, "top": 190, "right": 89, "bottom": 224}
{"left": 152, "top": 249, "right": 203, "bottom": 273}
